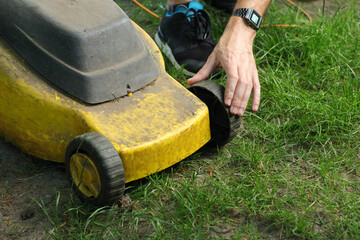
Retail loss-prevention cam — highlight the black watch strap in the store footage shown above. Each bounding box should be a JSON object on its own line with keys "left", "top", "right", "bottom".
{"left": 232, "top": 8, "right": 262, "bottom": 31}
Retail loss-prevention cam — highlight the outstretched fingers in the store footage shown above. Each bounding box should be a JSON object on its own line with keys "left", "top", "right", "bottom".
{"left": 225, "top": 53, "right": 260, "bottom": 116}
{"left": 188, "top": 48, "right": 261, "bottom": 117}
{"left": 229, "top": 65, "right": 250, "bottom": 116}
{"left": 222, "top": 55, "right": 239, "bottom": 108}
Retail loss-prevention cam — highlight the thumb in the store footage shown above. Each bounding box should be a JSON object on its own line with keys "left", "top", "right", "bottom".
{"left": 187, "top": 54, "right": 218, "bottom": 85}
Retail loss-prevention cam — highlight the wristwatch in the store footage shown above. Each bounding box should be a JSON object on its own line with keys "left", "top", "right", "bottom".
{"left": 232, "top": 8, "right": 262, "bottom": 31}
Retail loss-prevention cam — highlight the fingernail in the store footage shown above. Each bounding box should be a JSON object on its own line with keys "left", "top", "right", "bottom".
{"left": 225, "top": 98, "right": 231, "bottom": 106}
{"left": 230, "top": 106, "right": 238, "bottom": 115}
{"left": 239, "top": 108, "right": 244, "bottom": 116}
{"left": 253, "top": 105, "right": 258, "bottom": 111}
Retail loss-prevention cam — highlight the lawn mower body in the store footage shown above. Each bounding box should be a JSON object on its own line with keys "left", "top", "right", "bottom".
{"left": 0, "top": 0, "right": 211, "bottom": 182}
{"left": 0, "top": 0, "right": 239, "bottom": 205}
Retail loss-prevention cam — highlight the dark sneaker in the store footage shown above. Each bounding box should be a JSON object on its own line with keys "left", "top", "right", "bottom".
{"left": 204, "top": 0, "right": 236, "bottom": 13}
{"left": 155, "top": 1, "right": 216, "bottom": 76}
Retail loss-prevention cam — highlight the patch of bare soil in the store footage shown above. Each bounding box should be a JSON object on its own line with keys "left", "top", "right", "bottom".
{"left": 0, "top": 139, "right": 71, "bottom": 239}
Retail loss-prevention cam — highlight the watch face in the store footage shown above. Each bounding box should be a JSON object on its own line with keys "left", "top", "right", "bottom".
{"left": 251, "top": 13, "right": 260, "bottom": 25}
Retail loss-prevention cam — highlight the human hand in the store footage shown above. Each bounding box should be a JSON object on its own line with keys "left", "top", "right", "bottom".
{"left": 187, "top": 17, "right": 261, "bottom": 116}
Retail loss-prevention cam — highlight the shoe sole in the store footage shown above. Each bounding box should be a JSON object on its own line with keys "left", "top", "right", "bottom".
{"left": 154, "top": 31, "right": 196, "bottom": 77}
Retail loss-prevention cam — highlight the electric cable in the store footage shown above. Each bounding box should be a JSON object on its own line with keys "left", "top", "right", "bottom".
{"left": 131, "top": 0, "right": 162, "bottom": 19}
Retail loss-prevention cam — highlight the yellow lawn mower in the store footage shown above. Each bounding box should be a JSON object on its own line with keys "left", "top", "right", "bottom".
{"left": 0, "top": 0, "right": 240, "bottom": 205}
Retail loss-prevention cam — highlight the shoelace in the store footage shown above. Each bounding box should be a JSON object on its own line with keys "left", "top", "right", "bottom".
{"left": 185, "top": 9, "right": 214, "bottom": 46}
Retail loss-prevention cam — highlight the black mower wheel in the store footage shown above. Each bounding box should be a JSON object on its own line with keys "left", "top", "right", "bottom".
{"left": 188, "top": 81, "right": 241, "bottom": 147}
{"left": 65, "top": 132, "right": 125, "bottom": 206}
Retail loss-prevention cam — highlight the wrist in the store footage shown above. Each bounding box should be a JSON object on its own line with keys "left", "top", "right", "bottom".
{"left": 217, "top": 17, "right": 256, "bottom": 54}
{"left": 226, "top": 16, "right": 257, "bottom": 41}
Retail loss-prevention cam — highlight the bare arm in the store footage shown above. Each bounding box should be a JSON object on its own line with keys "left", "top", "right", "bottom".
{"left": 188, "top": 0, "right": 271, "bottom": 116}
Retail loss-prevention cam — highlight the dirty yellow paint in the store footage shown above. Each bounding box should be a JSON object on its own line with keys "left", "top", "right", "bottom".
{"left": 0, "top": 22, "right": 211, "bottom": 182}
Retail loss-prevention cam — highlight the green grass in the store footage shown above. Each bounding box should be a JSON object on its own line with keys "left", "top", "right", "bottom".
{"left": 44, "top": 0, "right": 360, "bottom": 239}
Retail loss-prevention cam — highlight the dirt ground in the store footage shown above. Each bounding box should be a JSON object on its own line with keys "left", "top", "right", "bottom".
{"left": 0, "top": 138, "right": 71, "bottom": 239}
{"left": 0, "top": 0, "right": 346, "bottom": 239}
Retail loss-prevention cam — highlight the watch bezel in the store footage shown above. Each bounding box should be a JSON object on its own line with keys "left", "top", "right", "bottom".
{"left": 247, "top": 9, "right": 262, "bottom": 30}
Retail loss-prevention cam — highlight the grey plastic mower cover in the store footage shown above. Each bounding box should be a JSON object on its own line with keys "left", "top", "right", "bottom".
{"left": 0, "top": 0, "right": 159, "bottom": 104}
